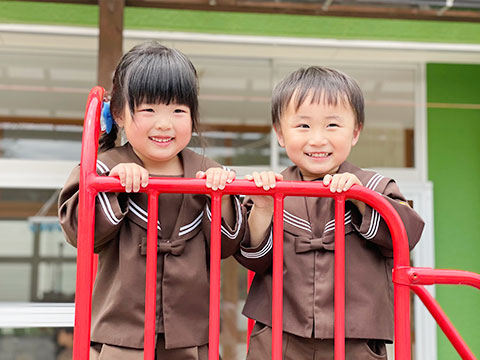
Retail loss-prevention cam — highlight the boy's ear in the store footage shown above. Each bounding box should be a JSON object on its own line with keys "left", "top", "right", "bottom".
{"left": 273, "top": 123, "right": 285, "bottom": 148}
{"left": 351, "top": 124, "right": 362, "bottom": 147}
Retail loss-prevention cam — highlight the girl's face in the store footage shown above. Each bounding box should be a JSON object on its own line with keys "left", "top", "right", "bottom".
{"left": 116, "top": 102, "right": 192, "bottom": 174}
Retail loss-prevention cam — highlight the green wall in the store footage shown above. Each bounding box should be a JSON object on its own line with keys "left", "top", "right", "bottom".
{"left": 2, "top": 1, "right": 480, "bottom": 44}
{"left": 427, "top": 64, "right": 480, "bottom": 359}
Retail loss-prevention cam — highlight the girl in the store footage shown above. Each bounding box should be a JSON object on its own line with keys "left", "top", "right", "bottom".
{"left": 58, "top": 42, "right": 245, "bottom": 360}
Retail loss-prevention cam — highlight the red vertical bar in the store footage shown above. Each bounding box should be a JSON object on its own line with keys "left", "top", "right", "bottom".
{"left": 73, "top": 188, "right": 96, "bottom": 360}
{"left": 144, "top": 191, "right": 159, "bottom": 360}
{"left": 247, "top": 270, "right": 255, "bottom": 348}
{"left": 73, "top": 88, "right": 103, "bottom": 360}
{"left": 272, "top": 194, "right": 284, "bottom": 360}
{"left": 395, "top": 284, "right": 411, "bottom": 360}
{"left": 209, "top": 193, "right": 222, "bottom": 360}
{"left": 334, "top": 197, "right": 345, "bottom": 360}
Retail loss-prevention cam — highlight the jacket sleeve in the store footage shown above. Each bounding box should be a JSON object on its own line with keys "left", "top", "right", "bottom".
{"left": 350, "top": 179, "right": 425, "bottom": 257}
{"left": 202, "top": 194, "right": 247, "bottom": 258}
{"left": 58, "top": 165, "right": 129, "bottom": 253}
{"left": 234, "top": 197, "right": 274, "bottom": 274}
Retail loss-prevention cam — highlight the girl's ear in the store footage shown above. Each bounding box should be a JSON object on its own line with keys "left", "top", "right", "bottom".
{"left": 351, "top": 124, "right": 362, "bottom": 147}
{"left": 273, "top": 122, "right": 285, "bottom": 148}
{"left": 115, "top": 114, "right": 124, "bottom": 128}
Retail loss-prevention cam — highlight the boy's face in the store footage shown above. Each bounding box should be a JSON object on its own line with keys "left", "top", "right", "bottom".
{"left": 274, "top": 93, "right": 361, "bottom": 181}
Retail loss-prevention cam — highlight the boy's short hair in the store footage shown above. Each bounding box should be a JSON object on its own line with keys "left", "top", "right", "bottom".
{"left": 272, "top": 66, "right": 365, "bottom": 129}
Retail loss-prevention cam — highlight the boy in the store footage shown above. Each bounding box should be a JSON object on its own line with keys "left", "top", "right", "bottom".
{"left": 236, "top": 66, "right": 424, "bottom": 359}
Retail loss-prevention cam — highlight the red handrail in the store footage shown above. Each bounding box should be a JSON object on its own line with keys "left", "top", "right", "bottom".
{"left": 72, "top": 87, "right": 479, "bottom": 360}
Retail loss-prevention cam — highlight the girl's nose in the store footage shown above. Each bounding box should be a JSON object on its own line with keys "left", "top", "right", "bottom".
{"left": 155, "top": 116, "right": 172, "bottom": 130}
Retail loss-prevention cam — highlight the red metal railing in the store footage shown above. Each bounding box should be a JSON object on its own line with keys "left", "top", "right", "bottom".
{"left": 72, "top": 86, "right": 479, "bottom": 360}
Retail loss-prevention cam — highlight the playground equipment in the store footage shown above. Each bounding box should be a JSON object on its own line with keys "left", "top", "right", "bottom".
{"left": 72, "top": 87, "right": 479, "bottom": 359}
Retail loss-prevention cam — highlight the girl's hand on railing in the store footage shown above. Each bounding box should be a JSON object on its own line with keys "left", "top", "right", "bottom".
{"left": 196, "top": 167, "right": 236, "bottom": 191}
{"left": 109, "top": 163, "right": 149, "bottom": 193}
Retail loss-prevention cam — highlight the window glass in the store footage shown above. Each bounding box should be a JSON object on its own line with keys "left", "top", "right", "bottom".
{"left": 0, "top": 327, "right": 73, "bottom": 360}
{"left": 0, "top": 189, "right": 74, "bottom": 302}
{"left": 192, "top": 57, "right": 272, "bottom": 166}
{"left": 0, "top": 50, "right": 93, "bottom": 161}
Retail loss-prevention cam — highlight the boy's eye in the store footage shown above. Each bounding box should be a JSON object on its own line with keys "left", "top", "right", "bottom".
{"left": 327, "top": 123, "right": 339, "bottom": 128}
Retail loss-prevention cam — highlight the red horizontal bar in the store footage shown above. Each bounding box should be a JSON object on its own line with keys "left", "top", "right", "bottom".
{"left": 394, "top": 267, "right": 480, "bottom": 289}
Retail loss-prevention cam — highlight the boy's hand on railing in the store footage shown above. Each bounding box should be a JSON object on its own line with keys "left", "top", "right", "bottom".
{"left": 109, "top": 163, "right": 149, "bottom": 193}
{"left": 244, "top": 171, "right": 283, "bottom": 247}
{"left": 245, "top": 171, "right": 284, "bottom": 209}
{"left": 323, "top": 173, "right": 365, "bottom": 214}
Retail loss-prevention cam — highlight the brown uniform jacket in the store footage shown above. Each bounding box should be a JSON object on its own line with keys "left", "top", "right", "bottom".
{"left": 236, "top": 161, "right": 424, "bottom": 342}
{"left": 58, "top": 143, "right": 246, "bottom": 349}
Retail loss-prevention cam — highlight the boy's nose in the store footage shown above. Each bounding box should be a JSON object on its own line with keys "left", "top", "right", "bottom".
{"left": 309, "top": 131, "right": 328, "bottom": 145}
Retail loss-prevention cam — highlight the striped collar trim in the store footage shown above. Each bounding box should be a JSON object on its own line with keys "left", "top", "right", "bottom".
{"left": 365, "top": 173, "right": 384, "bottom": 192}
{"left": 240, "top": 230, "right": 272, "bottom": 259}
{"left": 323, "top": 210, "right": 352, "bottom": 234}
{"left": 206, "top": 196, "right": 242, "bottom": 239}
{"left": 283, "top": 210, "right": 312, "bottom": 233}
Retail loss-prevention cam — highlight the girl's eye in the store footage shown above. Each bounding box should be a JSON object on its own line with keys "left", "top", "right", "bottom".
{"left": 139, "top": 108, "right": 154, "bottom": 113}
{"left": 327, "top": 123, "right": 339, "bottom": 128}
{"left": 298, "top": 124, "right": 310, "bottom": 129}
{"left": 174, "top": 108, "right": 187, "bottom": 114}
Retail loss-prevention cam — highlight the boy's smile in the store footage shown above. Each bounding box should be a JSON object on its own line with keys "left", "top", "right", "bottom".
{"left": 274, "top": 94, "right": 361, "bottom": 181}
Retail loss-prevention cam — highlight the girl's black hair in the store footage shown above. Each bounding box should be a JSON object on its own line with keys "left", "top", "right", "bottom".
{"left": 272, "top": 66, "right": 365, "bottom": 130}
{"left": 99, "top": 41, "right": 200, "bottom": 151}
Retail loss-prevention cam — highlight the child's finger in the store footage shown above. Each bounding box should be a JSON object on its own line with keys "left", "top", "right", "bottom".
{"left": 260, "top": 172, "right": 272, "bottom": 190}
{"left": 323, "top": 174, "right": 333, "bottom": 186}
{"left": 275, "top": 173, "right": 284, "bottom": 181}
{"left": 195, "top": 170, "right": 206, "bottom": 179}
{"left": 267, "top": 172, "right": 277, "bottom": 188}
{"left": 205, "top": 170, "right": 213, "bottom": 188}
{"left": 252, "top": 172, "right": 263, "bottom": 188}
{"left": 335, "top": 175, "right": 348, "bottom": 193}
{"left": 131, "top": 166, "right": 142, "bottom": 192}
{"left": 329, "top": 174, "right": 341, "bottom": 193}
{"left": 343, "top": 176, "right": 355, "bottom": 191}
{"left": 141, "top": 168, "right": 149, "bottom": 188}
{"left": 245, "top": 174, "right": 253, "bottom": 181}
{"left": 211, "top": 169, "right": 223, "bottom": 190}
{"left": 217, "top": 170, "right": 229, "bottom": 190}
{"left": 124, "top": 166, "right": 133, "bottom": 192}
{"left": 226, "top": 170, "right": 236, "bottom": 183}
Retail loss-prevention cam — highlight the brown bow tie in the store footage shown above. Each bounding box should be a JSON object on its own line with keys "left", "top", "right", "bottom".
{"left": 295, "top": 236, "right": 334, "bottom": 253}
{"left": 157, "top": 239, "right": 187, "bottom": 256}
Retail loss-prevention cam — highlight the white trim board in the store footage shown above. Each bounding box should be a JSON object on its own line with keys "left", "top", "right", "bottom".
{"left": 0, "top": 303, "right": 74, "bottom": 328}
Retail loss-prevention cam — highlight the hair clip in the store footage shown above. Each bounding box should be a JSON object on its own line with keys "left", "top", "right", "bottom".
{"left": 100, "top": 101, "right": 114, "bottom": 134}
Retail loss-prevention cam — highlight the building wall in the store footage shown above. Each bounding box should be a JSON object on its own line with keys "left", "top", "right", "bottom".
{"left": 1, "top": 1, "right": 480, "bottom": 44}
{"left": 427, "top": 63, "right": 480, "bottom": 359}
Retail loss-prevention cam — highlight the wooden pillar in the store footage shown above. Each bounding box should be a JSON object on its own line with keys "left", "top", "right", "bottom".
{"left": 221, "top": 257, "right": 240, "bottom": 359}
{"left": 98, "top": 0, "right": 124, "bottom": 91}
